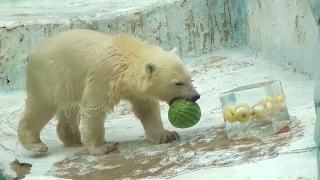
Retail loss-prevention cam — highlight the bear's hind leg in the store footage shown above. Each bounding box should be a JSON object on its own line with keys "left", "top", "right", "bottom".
{"left": 18, "top": 96, "right": 57, "bottom": 153}
{"left": 129, "top": 98, "right": 180, "bottom": 144}
{"left": 56, "top": 106, "right": 83, "bottom": 147}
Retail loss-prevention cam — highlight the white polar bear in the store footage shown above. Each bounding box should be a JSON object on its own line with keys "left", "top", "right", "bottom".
{"left": 18, "top": 29, "right": 200, "bottom": 156}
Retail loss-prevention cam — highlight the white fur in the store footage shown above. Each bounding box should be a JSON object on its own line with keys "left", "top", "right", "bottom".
{"left": 18, "top": 29, "right": 199, "bottom": 156}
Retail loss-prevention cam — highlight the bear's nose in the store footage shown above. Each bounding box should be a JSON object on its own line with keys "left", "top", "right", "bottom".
{"left": 191, "top": 94, "right": 200, "bottom": 102}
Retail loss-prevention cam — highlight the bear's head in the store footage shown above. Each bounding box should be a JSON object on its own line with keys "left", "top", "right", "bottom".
{"left": 143, "top": 47, "right": 200, "bottom": 105}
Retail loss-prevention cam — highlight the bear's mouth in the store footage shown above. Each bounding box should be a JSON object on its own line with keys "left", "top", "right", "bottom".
{"left": 169, "top": 97, "right": 183, "bottom": 106}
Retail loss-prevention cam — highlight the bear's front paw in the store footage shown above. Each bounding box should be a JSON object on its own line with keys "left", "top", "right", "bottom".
{"left": 86, "top": 142, "right": 119, "bottom": 156}
{"left": 23, "top": 142, "right": 48, "bottom": 153}
{"left": 146, "top": 130, "right": 180, "bottom": 144}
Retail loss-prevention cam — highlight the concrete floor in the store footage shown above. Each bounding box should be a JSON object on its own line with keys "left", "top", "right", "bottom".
{"left": 0, "top": 47, "right": 317, "bottom": 180}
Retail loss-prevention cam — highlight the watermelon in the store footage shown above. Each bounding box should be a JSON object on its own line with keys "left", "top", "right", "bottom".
{"left": 168, "top": 98, "right": 201, "bottom": 128}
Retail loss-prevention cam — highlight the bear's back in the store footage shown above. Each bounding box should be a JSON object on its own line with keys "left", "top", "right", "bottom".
{"left": 25, "top": 29, "right": 115, "bottom": 105}
{"left": 30, "top": 29, "right": 112, "bottom": 63}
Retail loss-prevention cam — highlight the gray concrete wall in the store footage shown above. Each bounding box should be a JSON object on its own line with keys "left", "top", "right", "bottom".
{"left": 3, "top": 0, "right": 319, "bottom": 91}
{"left": 0, "top": 0, "right": 246, "bottom": 91}
{"left": 245, "top": 0, "right": 320, "bottom": 78}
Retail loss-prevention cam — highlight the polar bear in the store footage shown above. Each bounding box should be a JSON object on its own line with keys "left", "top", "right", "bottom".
{"left": 18, "top": 29, "right": 200, "bottom": 156}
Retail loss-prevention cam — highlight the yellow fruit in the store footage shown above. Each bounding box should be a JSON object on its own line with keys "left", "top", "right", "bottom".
{"left": 222, "top": 109, "right": 227, "bottom": 121}
{"left": 224, "top": 109, "right": 237, "bottom": 123}
{"left": 236, "top": 103, "right": 250, "bottom": 109}
{"left": 265, "top": 95, "right": 274, "bottom": 103}
{"left": 258, "top": 99, "right": 267, "bottom": 107}
{"left": 222, "top": 108, "right": 229, "bottom": 121}
{"left": 266, "top": 102, "right": 275, "bottom": 116}
{"left": 222, "top": 105, "right": 237, "bottom": 123}
{"left": 275, "top": 95, "right": 285, "bottom": 104}
{"left": 235, "top": 106, "right": 251, "bottom": 122}
{"left": 276, "top": 102, "right": 287, "bottom": 112}
{"left": 225, "top": 105, "right": 237, "bottom": 113}
{"left": 252, "top": 105, "right": 267, "bottom": 120}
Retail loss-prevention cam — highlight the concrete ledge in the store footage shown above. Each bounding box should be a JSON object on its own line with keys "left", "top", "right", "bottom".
{"left": 0, "top": 0, "right": 246, "bottom": 90}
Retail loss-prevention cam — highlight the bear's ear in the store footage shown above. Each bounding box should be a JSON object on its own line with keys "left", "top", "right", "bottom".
{"left": 170, "top": 47, "right": 179, "bottom": 54}
{"left": 145, "top": 63, "right": 156, "bottom": 75}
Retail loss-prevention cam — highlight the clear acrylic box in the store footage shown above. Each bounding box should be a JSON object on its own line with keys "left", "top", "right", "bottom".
{"left": 220, "top": 80, "right": 291, "bottom": 139}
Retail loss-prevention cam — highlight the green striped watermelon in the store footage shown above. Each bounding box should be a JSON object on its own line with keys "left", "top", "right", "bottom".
{"left": 168, "top": 98, "right": 201, "bottom": 128}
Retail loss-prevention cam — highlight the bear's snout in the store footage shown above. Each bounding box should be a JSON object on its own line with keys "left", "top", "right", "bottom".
{"left": 191, "top": 94, "right": 200, "bottom": 102}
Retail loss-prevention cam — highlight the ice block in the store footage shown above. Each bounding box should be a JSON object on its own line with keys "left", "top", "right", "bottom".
{"left": 220, "top": 80, "right": 291, "bottom": 139}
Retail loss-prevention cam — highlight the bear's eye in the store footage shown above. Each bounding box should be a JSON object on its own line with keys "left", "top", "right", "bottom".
{"left": 175, "top": 82, "right": 184, "bottom": 86}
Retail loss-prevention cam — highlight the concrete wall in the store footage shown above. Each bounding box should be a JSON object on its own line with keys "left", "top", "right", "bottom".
{"left": 0, "top": 0, "right": 246, "bottom": 91}
{"left": 2, "top": 0, "right": 319, "bottom": 91}
{"left": 246, "top": 0, "right": 320, "bottom": 78}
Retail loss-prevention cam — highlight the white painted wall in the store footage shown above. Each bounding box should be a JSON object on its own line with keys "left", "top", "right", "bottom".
{"left": 0, "top": 0, "right": 245, "bottom": 91}
{"left": 246, "top": 0, "right": 320, "bottom": 78}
